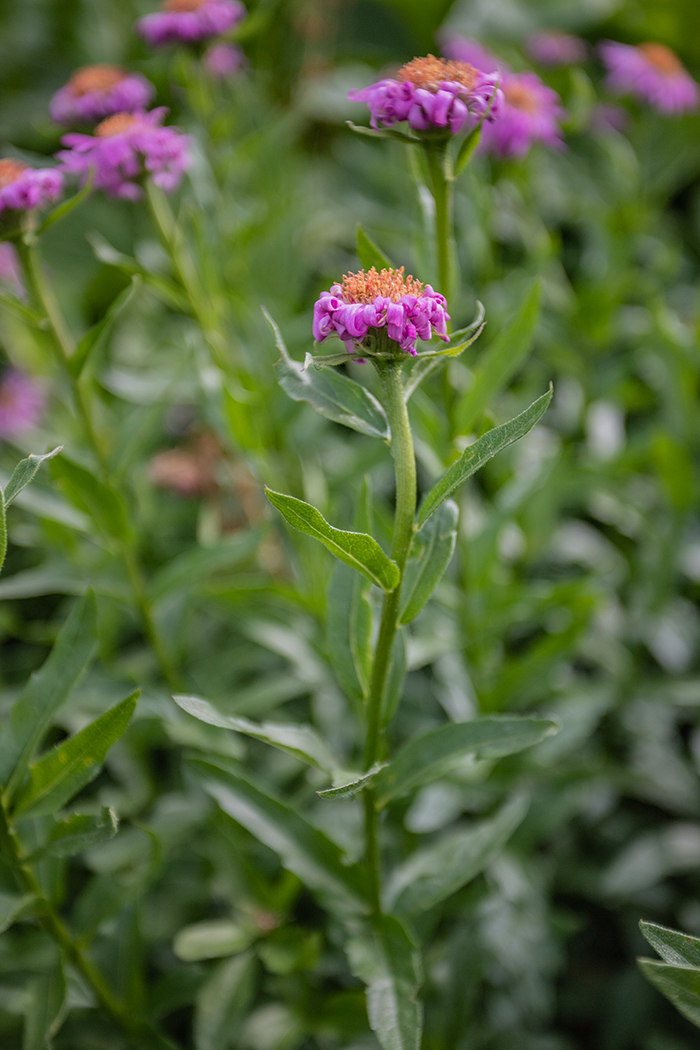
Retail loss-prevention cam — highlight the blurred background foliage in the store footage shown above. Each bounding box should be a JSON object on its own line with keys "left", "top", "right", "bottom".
{"left": 1, "top": 0, "right": 700, "bottom": 1048}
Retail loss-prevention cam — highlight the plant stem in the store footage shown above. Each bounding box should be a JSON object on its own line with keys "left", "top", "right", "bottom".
{"left": 0, "top": 801, "right": 178, "bottom": 1050}
{"left": 362, "top": 358, "right": 417, "bottom": 913}
{"left": 422, "top": 139, "right": 456, "bottom": 306}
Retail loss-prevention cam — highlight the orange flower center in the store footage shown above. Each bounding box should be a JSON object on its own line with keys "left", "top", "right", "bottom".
{"left": 638, "top": 42, "right": 683, "bottom": 75}
{"left": 504, "top": 81, "right": 538, "bottom": 112}
{"left": 398, "top": 55, "right": 478, "bottom": 94}
{"left": 95, "top": 112, "right": 138, "bottom": 137}
{"left": 163, "top": 0, "right": 207, "bottom": 11}
{"left": 0, "top": 159, "right": 28, "bottom": 189}
{"left": 68, "top": 64, "right": 127, "bottom": 97}
{"left": 341, "top": 267, "right": 424, "bottom": 304}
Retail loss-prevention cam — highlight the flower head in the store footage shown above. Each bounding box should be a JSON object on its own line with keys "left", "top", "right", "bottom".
{"left": 49, "top": 65, "right": 155, "bottom": 126}
{"left": 0, "top": 159, "right": 63, "bottom": 218}
{"left": 479, "top": 71, "right": 565, "bottom": 158}
{"left": 203, "top": 41, "right": 246, "bottom": 79}
{"left": 313, "top": 267, "right": 450, "bottom": 357}
{"left": 137, "top": 0, "right": 246, "bottom": 47}
{"left": 526, "top": 32, "right": 587, "bottom": 67}
{"left": 348, "top": 54, "right": 501, "bottom": 135}
{"left": 0, "top": 370, "right": 45, "bottom": 437}
{"left": 599, "top": 40, "right": 699, "bottom": 115}
{"left": 57, "top": 108, "right": 192, "bottom": 201}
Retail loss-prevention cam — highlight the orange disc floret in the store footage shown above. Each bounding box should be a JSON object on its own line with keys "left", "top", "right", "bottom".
{"left": 68, "top": 65, "right": 127, "bottom": 97}
{"left": 0, "top": 159, "right": 28, "bottom": 189}
{"left": 398, "top": 55, "right": 479, "bottom": 94}
{"left": 638, "top": 43, "right": 683, "bottom": 75}
{"left": 95, "top": 112, "right": 139, "bottom": 138}
{"left": 503, "top": 81, "right": 540, "bottom": 113}
{"left": 341, "top": 266, "right": 424, "bottom": 304}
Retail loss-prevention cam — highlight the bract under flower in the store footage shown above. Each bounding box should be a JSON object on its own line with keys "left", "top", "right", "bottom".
{"left": 137, "top": 0, "right": 246, "bottom": 47}
{"left": 599, "top": 40, "right": 699, "bottom": 115}
{"left": 0, "top": 159, "right": 63, "bottom": 216}
{"left": 0, "top": 370, "right": 45, "bottom": 437}
{"left": 57, "top": 108, "right": 192, "bottom": 201}
{"left": 479, "top": 71, "right": 565, "bottom": 158}
{"left": 348, "top": 54, "right": 501, "bottom": 135}
{"left": 313, "top": 267, "right": 450, "bottom": 357}
{"left": 49, "top": 65, "right": 155, "bottom": 125}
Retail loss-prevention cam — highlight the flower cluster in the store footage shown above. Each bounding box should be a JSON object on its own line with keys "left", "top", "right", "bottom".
{"left": 349, "top": 55, "right": 501, "bottom": 135}
{"left": 137, "top": 0, "right": 246, "bottom": 47}
{"left": 599, "top": 41, "right": 699, "bottom": 115}
{"left": 0, "top": 370, "right": 45, "bottom": 438}
{"left": 0, "top": 160, "right": 63, "bottom": 217}
{"left": 49, "top": 65, "right": 155, "bottom": 126}
{"left": 313, "top": 267, "right": 449, "bottom": 357}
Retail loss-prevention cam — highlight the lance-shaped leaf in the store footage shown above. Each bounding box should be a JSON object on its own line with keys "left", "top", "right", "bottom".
{"left": 2, "top": 447, "right": 63, "bottom": 508}
{"left": 382, "top": 629, "right": 407, "bottom": 727}
{"left": 12, "top": 691, "right": 139, "bottom": 820}
{"left": 195, "top": 950, "right": 257, "bottom": 1050}
{"left": 0, "top": 892, "right": 37, "bottom": 933}
{"left": 69, "top": 279, "right": 139, "bottom": 378}
{"left": 347, "top": 915, "right": 423, "bottom": 1050}
{"left": 266, "top": 489, "right": 400, "bottom": 591}
{"left": 51, "top": 456, "right": 131, "bottom": 543}
{"left": 384, "top": 793, "right": 529, "bottom": 914}
{"left": 376, "top": 716, "right": 558, "bottom": 807}
{"left": 356, "top": 225, "right": 395, "bottom": 271}
{"left": 190, "top": 758, "right": 369, "bottom": 915}
{"left": 265, "top": 309, "right": 389, "bottom": 439}
{"left": 42, "top": 807, "right": 118, "bottom": 858}
{"left": 174, "top": 920, "right": 255, "bottom": 962}
{"left": 417, "top": 387, "right": 553, "bottom": 528}
{"left": 0, "top": 593, "right": 97, "bottom": 793}
{"left": 399, "top": 501, "right": 458, "bottom": 625}
{"left": 638, "top": 959, "right": 700, "bottom": 1030}
{"left": 640, "top": 921, "right": 700, "bottom": 968}
{"left": 173, "top": 694, "right": 340, "bottom": 776}
{"left": 317, "top": 763, "right": 386, "bottom": 800}
{"left": 23, "top": 960, "right": 67, "bottom": 1050}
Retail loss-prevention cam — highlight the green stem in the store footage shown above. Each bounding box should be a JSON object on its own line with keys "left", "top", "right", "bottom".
{"left": 362, "top": 358, "right": 417, "bottom": 914}
{"left": 0, "top": 802, "right": 178, "bottom": 1050}
{"left": 423, "top": 139, "right": 456, "bottom": 306}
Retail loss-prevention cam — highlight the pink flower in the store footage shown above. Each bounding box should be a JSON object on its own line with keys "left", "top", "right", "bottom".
{"left": 0, "top": 160, "right": 63, "bottom": 216}
{"left": 479, "top": 71, "right": 565, "bottom": 158}
{"left": 137, "top": 0, "right": 246, "bottom": 47}
{"left": 0, "top": 244, "right": 25, "bottom": 299}
{"left": 438, "top": 35, "right": 502, "bottom": 74}
{"left": 526, "top": 32, "right": 587, "bottom": 67}
{"left": 203, "top": 42, "right": 246, "bottom": 79}
{"left": 57, "top": 109, "right": 192, "bottom": 201}
{"left": 599, "top": 41, "right": 699, "bottom": 115}
{"left": 349, "top": 55, "right": 501, "bottom": 135}
{"left": 0, "top": 371, "right": 45, "bottom": 437}
{"left": 49, "top": 65, "right": 155, "bottom": 126}
{"left": 313, "top": 267, "right": 450, "bottom": 357}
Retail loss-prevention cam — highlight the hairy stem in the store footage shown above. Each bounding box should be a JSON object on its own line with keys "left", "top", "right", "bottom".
{"left": 423, "top": 139, "right": 457, "bottom": 306}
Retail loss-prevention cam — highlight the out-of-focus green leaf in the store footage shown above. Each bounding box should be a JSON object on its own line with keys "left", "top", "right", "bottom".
{"left": 42, "top": 807, "right": 118, "bottom": 858}
{"left": 376, "top": 716, "right": 559, "bottom": 807}
{"left": 194, "top": 950, "right": 257, "bottom": 1050}
{"left": 317, "top": 763, "right": 386, "bottom": 800}
{"left": 399, "top": 500, "right": 458, "bottom": 624}
{"left": 51, "top": 456, "right": 131, "bottom": 543}
{"left": 417, "top": 387, "right": 553, "bottom": 527}
{"left": 12, "top": 691, "right": 139, "bottom": 820}
{"left": 87, "top": 232, "right": 188, "bottom": 310}
{"left": 266, "top": 309, "right": 389, "bottom": 439}
{"left": 356, "top": 225, "right": 395, "bottom": 271}
{"left": 0, "top": 593, "right": 97, "bottom": 793}
{"left": 173, "top": 694, "right": 340, "bottom": 775}
{"left": 266, "top": 488, "right": 399, "bottom": 591}
{"left": 69, "top": 279, "right": 139, "bottom": 379}
{"left": 173, "top": 920, "right": 255, "bottom": 962}
{"left": 640, "top": 921, "right": 700, "bottom": 967}
{"left": 382, "top": 629, "right": 407, "bottom": 726}
{"left": 36, "top": 178, "right": 92, "bottom": 234}
{"left": 0, "top": 892, "right": 36, "bottom": 933}
{"left": 22, "top": 959, "right": 66, "bottom": 1050}
{"left": 638, "top": 958, "right": 700, "bottom": 1030}
{"left": 347, "top": 915, "right": 422, "bottom": 1050}
{"left": 346, "top": 120, "right": 418, "bottom": 144}
{"left": 2, "top": 447, "right": 63, "bottom": 508}
{"left": 149, "top": 532, "right": 260, "bottom": 601}
{"left": 190, "top": 758, "right": 369, "bottom": 915}
{"left": 384, "top": 793, "right": 529, "bottom": 914}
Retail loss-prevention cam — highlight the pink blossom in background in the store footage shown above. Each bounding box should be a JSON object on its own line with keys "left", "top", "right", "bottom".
{"left": 0, "top": 371, "right": 45, "bottom": 437}
{"left": 50, "top": 65, "right": 155, "bottom": 126}
{"left": 0, "top": 244, "right": 25, "bottom": 299}
{"left": 590, "top": 102, "right": 628, "bottom": 133}
{"left": 313, "top": 267, "right": 450, "bottom": 357}
{"left": 599, "top": 41, "right": 699, "bottom": 115}
{"left": 480, "top": 71, "right": 565, "bottom": 158}
{"left": 137, "top": 0, "right": 246, "bottom": 47}
{"left": 348, "top": 55, "right": 501, "bottom": 135}
{"left": 57, "top": 109, "right": 192, "bottom": 201}
{"left": 0, "top": 160, "right": 63, "bottom": 215}
{"left": 438, "top": 34, "right": 503, "bottom": 74}
{"left": 526, "top": 31, "right": 587, "bottom": 66}
{"left": 204, "top": 42, "right": 246, "bottom": 79}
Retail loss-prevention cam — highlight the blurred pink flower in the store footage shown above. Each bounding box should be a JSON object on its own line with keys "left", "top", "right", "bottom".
{"left": 0, "top": 243, "right": 25, "bottom": 298}
{"left": 526, "top": 31, "right": 587, "bottom": 67}
{"left": 599, "top": 41, "right": 699, "bottom": 115}
{"left": 439, "top": 35, "right": 502, "bottom": 74}
{"left": 204, "top": 41, "right": 246, "bottom": 79}
{"left": 480, "top": 71, "right": 565, "bottom": 158}
{"left": 0, "top": 371, "right": 45, "bottom": 437}
{"left": 590, "top": 102, "right": 628, "bottom": 133}
{"left": 57, "top": 109, "right": 192, "bottom": 201}
{"left": 0, "top": 159, "right": 63, "bottom": 216}
{"left": 50, "top": 65, "right": 155, "bottom": 126}
{"left": 137, "top": 0, "right": 246, "bottom": 47}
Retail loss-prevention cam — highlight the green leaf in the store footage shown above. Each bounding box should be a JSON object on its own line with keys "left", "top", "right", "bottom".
{"left": 148, "top": 532, "right": 260, "bottom": 601}
{"left": 265, "top": 309, "right": 389, "bottom": 439}
{"left": 455, "top": 281, "right": 541, "bottom": 434}
{"left": 22, "top": 960, "right": 66, "bottom": 1050}
{"left": 346, "top": 120, "right": 418, "bottom": 145}
{"left": 347, "top": 915, "right": 422, "bottom": 1050}
{"left": 173, "top": 920, "right": 255, "bottom": 962}
{"left": 173, "top": 694, "right": 340, "bottom": 776}
{"left": 640, "top": 922, "right": 700, "bottom": 968}
{"left": 356, "top": 225, "right": 394, "bottom": 271}
{"left": 399, "top": 500, "right": 458, "bottom": 624}
{"left": 190, "top": 758, "right": 369, "bottom": 915}
{"left": 36, "top": 177, "right": 92, "bottom": 234}
{"left": 2, "top": 447, "right": 63, "bottom": 508}
{"left": 417, "top": 387, "right": 553, "bottom": 528}
{"left": 194, "top": 951, "right": 257, "bottom": 1050}
{"left": 455, "top": 123, "right": 482, "bottom": 175}
{"left": 376, "top": 716, "right": 559, "bottom": 807}
{"left": 384, "top": 793, "right": 529, "bottom": 914}
{"left": 87, "top": 232, "right": 188, "bottom": 311}
{"left": 0, "top": 593, "right": 97, "bottom": 793}
{"left": 317, "top": 763, "right": 386, "bottom": 800}
{"left": 42, "top": 807, "right": 118, "bottom": 858}
{"left": 266, "top": 489, "right": 400, "bottom": 591}
{"left": 0, "top": 892, "right": 36, "bottom": 933}
{"left": 69, "top": 279, "right": 139, "bottom": 379}
{"left": 50, "top": 456, "right": 131, "bottom": 543}
{"left": 382, "top": 628, "right": 407, "bottom": 727}
{"left": 638, "top": 959, "right": 700, "bottom": 1030}
{"left": 12, "top": 691, "right": 139, "bottom": 820}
